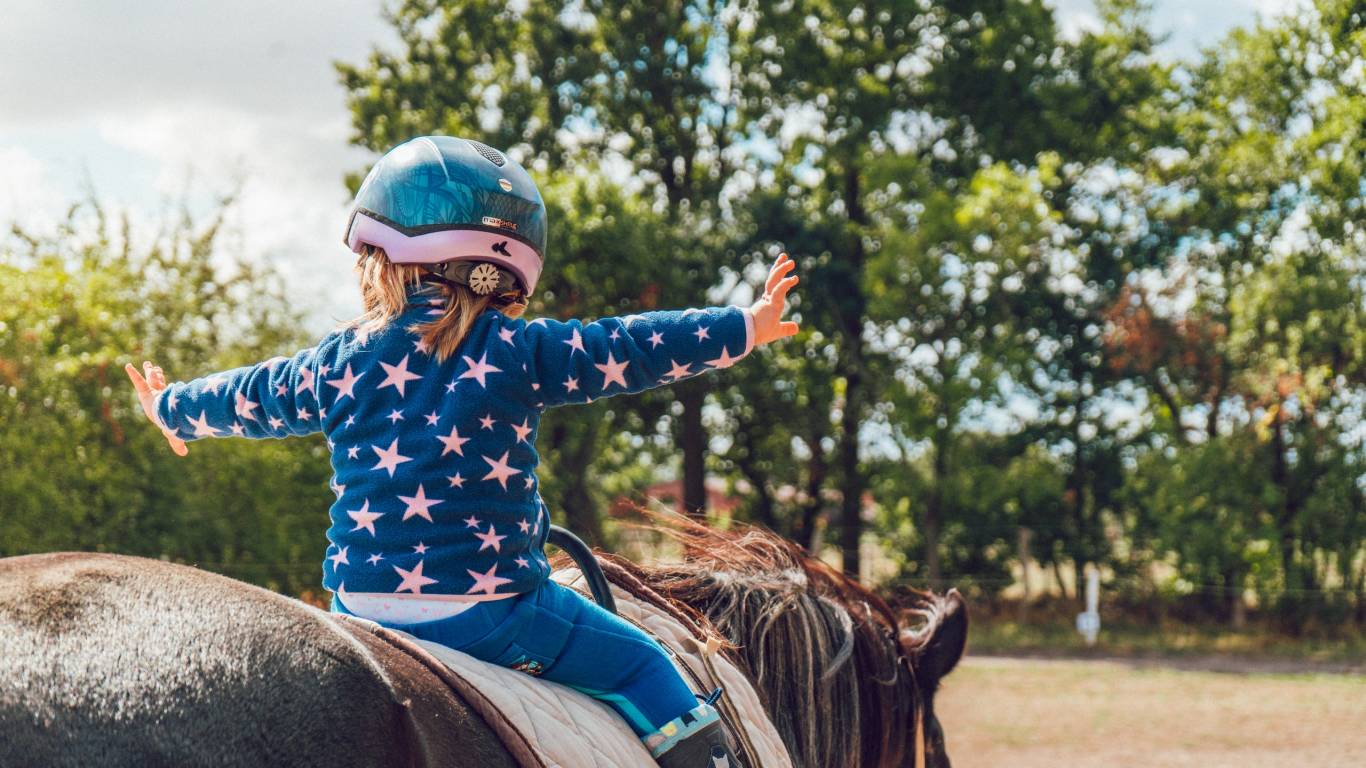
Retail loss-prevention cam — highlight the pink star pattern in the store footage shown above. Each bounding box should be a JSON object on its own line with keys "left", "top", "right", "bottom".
{"left": 706, "top": 346, "right": 741, "bottom": 369}
{"left": 595, "top": 352, "right": 630, "bottom": 390}
{"left": 370, "top": 438, "right": 412, "bottom": 477}
{"left": 394, "top": 560, "right": 438, "bottom": 593}
{"left": 564, "top": 328, "right": 586, "bottom": 355}
{"left": 398, "top": 484, "right": 442, "bottom": 522}
{"left": 466, "top": 564, "right": 513, "bottom": 595}
{"left": 187, "top": 411, "right": 220, "bottom": 438}
{"left": 458, "top": 352, "right": 502, "bottom": 388}
{"left": 436, "top": 425, "right": 470, "bottom": 456}
{"left": 474, "top": 524, "right": 506, "bottom": 553}
{"left": 377, "top": 355, "right": 422, "bottom": 398}
{"left": 235, "top": 394, "right": 259, "bottom": 421}
{"left": 165, "top": 298, "right": 750, "bottom": 602}
{"left": 326, "top": 364, "right": 364, "bottom": 400}
{"left": 328, "top": 546, "right": 349, "bottom": 569}
{"left": 664, "top": 359, "right": 693, "bottom": 381}
{"left": 347, "top": 500, "right": 383, "bottom": 536}
{"left": 481, "top": 451, "right": 522, "bottom": 490}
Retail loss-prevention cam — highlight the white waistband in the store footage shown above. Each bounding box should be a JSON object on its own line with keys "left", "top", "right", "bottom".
{"left": 338, "top": 592, "right": 482, "bottom": 624}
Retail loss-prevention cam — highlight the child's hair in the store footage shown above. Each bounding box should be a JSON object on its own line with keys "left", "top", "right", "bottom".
{"left": 351, "top": 245, "right": 527, "bottom": 362}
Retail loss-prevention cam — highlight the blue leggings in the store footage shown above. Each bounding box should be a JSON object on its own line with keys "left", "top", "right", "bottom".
{"left": 332, "top": 580, "right": 700, "bottom": 736}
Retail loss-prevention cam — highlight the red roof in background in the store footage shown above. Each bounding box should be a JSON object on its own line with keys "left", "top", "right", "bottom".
{"left": 609, "top": 478, "right": 740, "bottom": 518}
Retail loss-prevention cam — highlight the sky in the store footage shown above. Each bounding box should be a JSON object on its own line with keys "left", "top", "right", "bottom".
{"left": 0, "top": 0, "right": 1297, "bottom": 333}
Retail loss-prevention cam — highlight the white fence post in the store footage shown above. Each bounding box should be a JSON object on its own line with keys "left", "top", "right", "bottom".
{"left": 1076, "top": 565, "right": 1100, "bottom": 646}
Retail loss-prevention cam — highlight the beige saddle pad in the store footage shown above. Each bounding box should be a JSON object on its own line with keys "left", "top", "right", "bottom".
{"left": 354, "top": 569, "right": 793, "bottom": 768}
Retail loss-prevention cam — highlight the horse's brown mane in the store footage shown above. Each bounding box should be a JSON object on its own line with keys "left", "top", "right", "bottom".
{"left": 556, "top": 514, "right": 950, "bottom": 768}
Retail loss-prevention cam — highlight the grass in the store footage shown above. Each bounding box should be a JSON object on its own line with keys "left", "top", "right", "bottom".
{"left": 937, "top": 656, "right": 1366, "bottom": 768}
{"left": 965, "top": 602, "right": 1366, "bottom": 670}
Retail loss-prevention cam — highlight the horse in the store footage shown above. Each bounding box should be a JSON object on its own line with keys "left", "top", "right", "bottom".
{"left": 0, "top": 521, "right": 965, "bottom": 768}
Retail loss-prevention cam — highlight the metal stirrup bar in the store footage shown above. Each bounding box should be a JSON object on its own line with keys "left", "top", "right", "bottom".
{"left": 547, "top": 524, "right": 618, "bottom": 615}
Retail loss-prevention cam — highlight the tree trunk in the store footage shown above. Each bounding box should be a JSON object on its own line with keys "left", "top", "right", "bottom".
{"left": 836, "top": 162, "right": 868, "bottom": 580}
{"left": 924, "top": 482, "right": 943, "bottom": 588}
{"left": 561, "top": 469, "right": 602, "bottom": 546}
{"left": 1017, "top": 527, "right": 1033, "bottom": 624}
{"left": 678, "top": 378, "right": 708, "bottom": 519}
{"left": 925, "top": 400, "right": 950, "bottom": 586}
{"left": 794, "top": 429, "right": 829, "bottom": 552}
{"left": 731, "top": 414, "right": 776, "bottom": 530}
{"left": 1231, "top": 580, "right": 1247, "bottom": 630}
{"left": 1068, "top": 400, "right": 1088, "bottom": 607}
{"left": 549, "top": 418, "right": 605, "bottom": 546}
{"left": 1268, "top": 405, "right": 1302, "bottom": 633}
{"left": 1052, "top": 559, "right": 1070, "bottom": 601}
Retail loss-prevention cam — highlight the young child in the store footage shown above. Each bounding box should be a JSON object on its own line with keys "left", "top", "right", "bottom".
{"left": 126, "top": 135, "right": 798, "bottom": 767}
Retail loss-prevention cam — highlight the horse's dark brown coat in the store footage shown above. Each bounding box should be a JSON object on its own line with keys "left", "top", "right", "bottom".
{"left": 576, "top": 517, "right": 967, "bottom": 768}
{"left": 0, "top": 552, "right": 515, "bottom": 768}
{"left": 1, "top": 523, "right": 965, "bottom": 768}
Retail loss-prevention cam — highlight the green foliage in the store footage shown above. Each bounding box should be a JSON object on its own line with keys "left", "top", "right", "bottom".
{"left": 7, "top": 0, "right": 1365, "bottom": 635}
{"left": 333, "top": 0, "right": 1366, "bottom": 628}
{"left": 0, "top": 204, "right": 331, "bottom": 594}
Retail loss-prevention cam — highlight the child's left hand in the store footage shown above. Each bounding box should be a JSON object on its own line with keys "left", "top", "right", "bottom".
{"left": 125, "top": 361, "right": 189, "bottom": 456}
{"left": 749, "top": 253, "right": 800, "bottom": 346}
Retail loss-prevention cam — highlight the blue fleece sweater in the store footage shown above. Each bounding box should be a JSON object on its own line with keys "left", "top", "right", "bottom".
{"left": 155, "top": 284, "right": 754, "bottom": 597}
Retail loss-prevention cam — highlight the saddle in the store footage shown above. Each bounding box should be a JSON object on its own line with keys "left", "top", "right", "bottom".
{"left": 333, "top": 568, "right": 793, "bottom": 768}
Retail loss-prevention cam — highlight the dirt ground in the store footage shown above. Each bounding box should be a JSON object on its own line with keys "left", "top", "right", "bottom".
{"left": 935, "top": 655, "right": 1366, "bottom": 768}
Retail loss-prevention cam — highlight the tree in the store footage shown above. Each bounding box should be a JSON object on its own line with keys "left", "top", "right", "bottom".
{"left": 338, "top": 0, "right": 745, "bottom": 520}
{"left": 0, "top": 202, "right": 332, "bottom": 595}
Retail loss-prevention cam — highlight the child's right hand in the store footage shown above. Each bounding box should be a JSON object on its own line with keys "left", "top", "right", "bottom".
{"left": 749, "top": 253, "right": 800, "bottom": 346}
{"left": 125, "top": 361, "right": 189, "bottom": 456}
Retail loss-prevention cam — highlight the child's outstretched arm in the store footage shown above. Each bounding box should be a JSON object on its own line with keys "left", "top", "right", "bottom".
{"left": 517, "top": 253, "right": 799, "bottom": 409}
{"left": 125, "top": 337, "right": 340, "bottom": 451}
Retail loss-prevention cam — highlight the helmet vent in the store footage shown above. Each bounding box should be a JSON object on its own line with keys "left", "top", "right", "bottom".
{"left": 468, "top": 140, "right": 507, "bottom": 167}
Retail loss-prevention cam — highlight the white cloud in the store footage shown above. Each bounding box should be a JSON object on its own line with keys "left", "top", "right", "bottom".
{"left": 94, "top": 104, "right": 367, "bottom": 330}
{"left": 1047, "top": 0, "right": 1306, "bottom": 60}
{"left": 0, "top": 0, "right": 392, "bottom": 333}
{"left": 0, "top": 146, "right": 65, "bottom": 235}
{"left": 0, "top": 0, "right": 394, "bottom": 131}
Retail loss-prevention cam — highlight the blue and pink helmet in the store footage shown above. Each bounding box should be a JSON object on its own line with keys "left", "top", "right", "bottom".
{"left": 344, "top": 135, "right": 547, "bottom": 296}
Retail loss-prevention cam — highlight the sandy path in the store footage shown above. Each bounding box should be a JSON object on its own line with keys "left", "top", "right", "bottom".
{"left": 935, "top": 655, "right": 1366, "bottom": 768}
